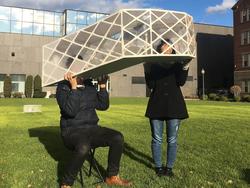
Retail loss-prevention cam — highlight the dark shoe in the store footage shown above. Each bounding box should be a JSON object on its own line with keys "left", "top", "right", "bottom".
{"left": 164, "top": 167, "right": 174, "bottom": 177}
{"left": 105, "top": 175, "right": 132, "bottom": 187}
{"left": 155, "top": 167, "right": 165, "bottom": 177}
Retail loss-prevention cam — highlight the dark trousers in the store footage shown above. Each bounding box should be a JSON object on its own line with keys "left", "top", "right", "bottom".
{"left": 61, "top": 126, "right": 124, "bottom": 186}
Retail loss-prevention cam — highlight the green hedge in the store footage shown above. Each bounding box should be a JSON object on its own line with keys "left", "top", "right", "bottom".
{"left": 33, "top": 75, "right": 46, "bottom": 98}
{"left": 3, "top": 76, "right": 12, "bottom": 98}
{"left": 25, "top": 75, "right": 33, "bottom": 98}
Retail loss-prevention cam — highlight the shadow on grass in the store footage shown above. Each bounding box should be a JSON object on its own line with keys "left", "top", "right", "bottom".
{"left": 242, "top": 169, "right": 250, "bottom": 184}
{"left": 123, "top": 142, "right": 154, "bottom": 170}
{"left": 28, "top": 126, "right": 106, "bottom": 185}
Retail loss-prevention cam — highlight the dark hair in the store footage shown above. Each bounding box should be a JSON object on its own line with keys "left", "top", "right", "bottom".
{"left": 156, "top": 38, "right": 175, "bottom": 54}
{"left": 83, "top": 78, "right": 93, "bottom": 86}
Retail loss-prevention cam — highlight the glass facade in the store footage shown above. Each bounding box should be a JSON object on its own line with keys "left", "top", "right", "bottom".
{"left": 0, "top": 6, "right": 108, "bottom": 37}
{"left": 65, "top": 10, "right": 108, "bottom": 34}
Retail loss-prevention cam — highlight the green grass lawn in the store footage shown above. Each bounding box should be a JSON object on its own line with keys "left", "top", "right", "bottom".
{"left": 0, "top": 98, "right": 249, "bottom": 188}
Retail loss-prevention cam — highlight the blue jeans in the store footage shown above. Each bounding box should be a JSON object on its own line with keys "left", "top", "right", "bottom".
{"left": 150, "top": 119, "right": 181, "bottom": 168}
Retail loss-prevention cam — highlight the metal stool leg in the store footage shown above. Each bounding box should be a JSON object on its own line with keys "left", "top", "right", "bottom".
{"left": 79, "top": 168, "right": 84, "bottom": 188}
{"left": 88, "top": 149, "right": 95, "bottom": 177}
{"left": 88, "top": 148, "right": 104, "bottom": 183}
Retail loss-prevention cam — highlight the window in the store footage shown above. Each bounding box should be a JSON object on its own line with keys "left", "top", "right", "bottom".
{"left": 242, "top": 80, "right": 250, "bottom": 93}
{"left": 67, "top": 10, "right": 77, "bottom": 24}
{"left": 241, "top": 10, "right": 247, "bottom": 23}
{"left": 247, "top": 8, "right": 250, "bottom": 21}
{"left": 22, "top": 9, "right": 33, "bottom": 22}
{"left": 11, "top": 7, "right": 22, "bottom": 21}
{"left": 187, "top": 76, "right": 193, "bottom": 81}
{"left": 0, "top": 20, "right": 10, "bottom": 32}
{"left": 242, "top": 54, "right": 250, "bottom": 67}
{"left": 10, "top": 74, "right": 25, "bottom": 93}
{"left": 0, "top": 74, "right": 6, "bottom": 93}
{"left": 0, "top": 6, "right": 11, "bottom": 20}
{"left": 241, "top": 31, "right": 250, "bottom": 45}
{"left": 132, "top": 77, "right": 145, "bottom": 84}
{"left": 87, "top": 13, "right": 97, "bottom": 25}
{"left": 77, "top": 12, "right": 87, "bottom": 25}
{"left": 34, "top": 10, "right": 44, "bottom": 23}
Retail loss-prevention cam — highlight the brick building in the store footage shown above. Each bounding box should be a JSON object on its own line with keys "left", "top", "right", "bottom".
{"left": 232, "top": 0, "right": 250, "bottom": 94}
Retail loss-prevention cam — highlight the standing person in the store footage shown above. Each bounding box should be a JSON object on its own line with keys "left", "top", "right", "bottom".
{"left": 56, "top": 73, "right": 131, "bottom": 188}
{"left": 144, "top": 39, "right": 190, "bottom": 177}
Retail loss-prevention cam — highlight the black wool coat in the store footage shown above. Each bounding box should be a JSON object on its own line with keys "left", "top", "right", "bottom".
{"left": 56, "top": 81, "right": 109, "bottom": 134}
{"left": 144, "top": 62, "right": 189, "bottom": 120}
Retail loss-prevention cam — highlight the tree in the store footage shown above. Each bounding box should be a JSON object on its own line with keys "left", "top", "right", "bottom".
{"left": 33, "top": 75, "right": 46, "bottom": 98}
{"left": 3, "top": 75, "right": 12, "bottom": 98}
{"left": 25, "top": 75, "right": 33, "bottom": 98}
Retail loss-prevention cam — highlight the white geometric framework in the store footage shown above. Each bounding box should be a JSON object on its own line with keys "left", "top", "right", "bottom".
{"left": 42, "top": 9, "right": 196, "bottom": 86}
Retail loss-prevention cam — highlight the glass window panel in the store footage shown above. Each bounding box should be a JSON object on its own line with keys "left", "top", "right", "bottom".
{"left": 34, "top": 10, "right": 44, "bottom": 23}
{"left": 67, "top": 10, "right": 77, "bottom": 23}
{"left": 0, "top": 74, "right": 6, "bottom": 81}
{"left": 54, "top": 25, "right": 61, "bottom": 36}
{"left": 66, "top": 23, "right": 77, "bottom": 34}
{"left": 55, "top": 13, "right": 61, "bottom": 25}
{"left": 76, "top": 24, "right": 85, "bottom": 30}
{"left": 0, "top": 82, "right": 3, "bottom": 93}
{"left": 11, "top": 21, "right": 22, "bottom": 33}
{"left": 77, "top": 12, "right": 87, "bottom": 24}
{"left": 59, "top": 56, "right": 74, "bottom": 69}
{"left": 11, "top": 7, "right": 22, "bottom": 21}
{"left": 56, "top": 40, "right": 71, "bottom": 53}
{"left": 12, "top": 83, "right": 19, "bottom": 92}
{"left": 10, "top": 74, "right": 26, "bottom": 81}
{"left": 44, "top": 24, "right": 54, "bottom": 36}
{"left": 23, "top": 9, "right": 33, "bottom": 22}
{"left": 87, "top": 13, "right": 97, "bottom": 25}
{"left": 33, "top": 23, "right": 44, "bottom": 35}
{"left": 67, "top": 43, "right": 82, "bottom": 57}
{"left": 22, "top": 22, "right": 33, "bottom": 34}
{"left": 96, "top": 13, "right": 107, "bottom": 21}
{"left": 0, "top": 6, "right": 11, "bottom": 20}
{"left": 44, "top": 11, "right": 55, "bottom": 24}
{"left": 0, "top": 20, "right": 10, "bottom": 32}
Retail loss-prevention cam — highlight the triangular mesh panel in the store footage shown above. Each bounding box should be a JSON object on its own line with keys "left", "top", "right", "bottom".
{"left": 42, "top": 9, "right": 196, "bottom": 86}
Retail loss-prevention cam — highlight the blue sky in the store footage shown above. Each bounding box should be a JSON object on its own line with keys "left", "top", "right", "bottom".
{"left": 0, "top": 0, "right": 237, "bottom": 26}
{"left": 149, "top": 0, "right": 236, "bottom": 26}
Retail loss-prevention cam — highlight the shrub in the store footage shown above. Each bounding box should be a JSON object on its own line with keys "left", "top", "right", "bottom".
{"left": 234, "top": 96, "right": 241, "bottom": 102}
{"left": 12, "top": 92, "right": 23, "bottom": 98}
{"left": 244, "top": 95, "right": 250, "bottom": 102}
{"left": 25, "top": 75, "right": 33, "bottom": 98}
{"left": 208, "top": 93, "right": 218, "bottom": 101}
{"left": 241, "top": 95, "right": 250, "bottom": 102}
{"left": 3, "top": 75, "right": 12, "bottom": 98}
{"left": 219, "top": 96, "right": 228, "bottom": 102}
{"left": 49, "top": 94, "right": 56, "bottom": 98}
{"left": 33, "top": 75, "right": 46, "bottom": 98}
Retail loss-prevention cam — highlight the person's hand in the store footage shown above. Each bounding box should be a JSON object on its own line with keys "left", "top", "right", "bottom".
{"left": 64, "top": 72, "right": 77, "bottom": 89}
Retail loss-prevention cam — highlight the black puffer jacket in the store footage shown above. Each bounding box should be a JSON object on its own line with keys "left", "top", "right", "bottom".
{"left": 56, "top": 81, "right": 109, "bottom": 133}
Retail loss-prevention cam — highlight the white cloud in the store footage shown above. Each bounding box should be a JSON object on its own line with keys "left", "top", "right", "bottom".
{"left": 206, "top": 0, "right": 236, "bottom": 13}
{"left": 0, "top": 0, "right": 147, "bottom": 13}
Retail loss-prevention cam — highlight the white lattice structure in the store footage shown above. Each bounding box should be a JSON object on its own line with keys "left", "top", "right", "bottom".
{"left": 42, "top": 9, "right": 196, "bottom": 86}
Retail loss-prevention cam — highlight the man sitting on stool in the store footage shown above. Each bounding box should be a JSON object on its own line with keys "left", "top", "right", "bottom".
{"left": 56, "top": 73, "right": 131, "bottom": 188}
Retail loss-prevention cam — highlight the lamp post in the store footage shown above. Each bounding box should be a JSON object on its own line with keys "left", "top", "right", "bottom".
{"left": 201, "top": 68, "right": 205, "bottom": 100}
